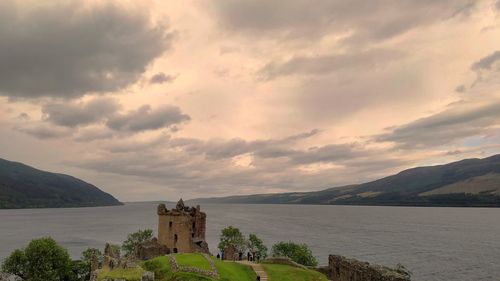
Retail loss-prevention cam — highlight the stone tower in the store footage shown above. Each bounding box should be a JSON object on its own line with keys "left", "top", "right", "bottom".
{"left": 157, "top": 199, "right": 209, "bottom": 254}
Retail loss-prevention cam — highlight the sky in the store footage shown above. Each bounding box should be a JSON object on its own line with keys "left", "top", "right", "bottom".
{"left": 1, "top": 0, "right": 500, "bottom": 201}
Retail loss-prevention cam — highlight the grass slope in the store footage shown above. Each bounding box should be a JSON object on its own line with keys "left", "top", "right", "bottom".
{"left": 102, "top": 254, "right": 324, "bottom": 281}
{"left": 213, "top": 259, "right": 256, "bottom": 281}
{"left": 98, "top": 267, "right": 144, "bottom": 281}
{"left": 139, "top": 254, "right": 257, "bottom": 281}
{"left": 176, "top": 253, "right": 212, "bottom": 271}
{"left": 262, "top": 264, "right": 327, "bottom": 281}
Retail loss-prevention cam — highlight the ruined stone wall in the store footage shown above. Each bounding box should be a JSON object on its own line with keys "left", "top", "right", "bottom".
{"left": 194, "top": 210, "right": 206, "bottom": 240}
{"left": 157, "top": 200, "right": 209, "bottom": 254}
{"left": 158, "top": 212, "right": 194, "bottom": 252}
{"left": 135, "top": 238, "right": 170, "bottom": 260}
{"left": 318, "top": 255, "right": 410, "bottom": 281}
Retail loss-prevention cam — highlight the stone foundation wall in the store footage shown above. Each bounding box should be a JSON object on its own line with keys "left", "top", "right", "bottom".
{"left": 318, "top": 255, "right": 410, "bottom": 281}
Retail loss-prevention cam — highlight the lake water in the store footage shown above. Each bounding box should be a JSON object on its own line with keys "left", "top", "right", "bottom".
{"left": 0, "top": 203, "right": 499, "bottom": 281}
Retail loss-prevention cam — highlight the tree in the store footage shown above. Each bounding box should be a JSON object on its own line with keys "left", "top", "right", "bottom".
{"left": 247, "top": 234, "right": 267, "bottom": 260}
{"left": 1, "top": 237, "right": 73, "bottom": 281}
{"left": 218, "top": 226, "right": 247, "bottom": 252}
{"left": 74, "top": 248, "right": 102, "bottom": 281}
{"left": 271, "top": 241, "right": 318, "bottom": 266}
{"left": 122, "top": 229, "right": 153, "bottom": 256}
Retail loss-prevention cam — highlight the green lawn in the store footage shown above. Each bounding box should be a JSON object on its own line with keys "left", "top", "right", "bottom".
{"left": 143, "top": 256, "right": 174, "bottom": 281}
{"left": 214, "top": 259, "right": 257, "bottom": 281}
{"left": 175, "top": 253, "right": 213, "bottom": 270}
{"left": 97, "top": 267, "right": 145, "bottom": 281}
{"left": 262, "top": 264, "right": 328, "bottom": 281}
{"left": 171, "top": 272, "right": 216, "bottom": 281}
{"left": 100, "top": 254, "right": 320, "bottom": 281}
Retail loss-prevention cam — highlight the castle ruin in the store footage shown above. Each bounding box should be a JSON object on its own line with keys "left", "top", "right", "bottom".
{"left": 157, "top": 199, "right": 209, "bottom": 254}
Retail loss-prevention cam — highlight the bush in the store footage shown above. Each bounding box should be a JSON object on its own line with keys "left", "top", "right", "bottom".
{"left": 122, "top": 229, "right": 153, "bottom": 257}
{"left": 1, "top": 249, "right": 26, "bottom": 277}
{"left": 1, "top": 237, "right": 74, "bottom": 281}
{"left": 271, "top": 241, "right": 318, "bottom": 267}
{"left": 218, "top": 226, "right": 247, "bottom": 253}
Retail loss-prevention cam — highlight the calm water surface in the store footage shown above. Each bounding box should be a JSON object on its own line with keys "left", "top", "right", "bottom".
{"left": 0, "top": 203, "right": 499, "bottom": 281}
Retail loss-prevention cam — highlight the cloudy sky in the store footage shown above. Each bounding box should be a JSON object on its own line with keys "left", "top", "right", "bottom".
{"left": 1, "top": 0, "right": 500, "bottom": 201}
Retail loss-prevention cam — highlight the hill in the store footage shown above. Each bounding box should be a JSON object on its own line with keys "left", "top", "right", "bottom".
{"left": 191, "top": 154, "right": 500, "bottom": 207}
{"left": 98, "top": 254, "right": 327, "bottom": 281}
{"left": 0, "top": 158, "right": 122, "bottom": 209}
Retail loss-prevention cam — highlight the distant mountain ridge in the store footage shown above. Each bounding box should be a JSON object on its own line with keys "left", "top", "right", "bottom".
{"left": 0, "top": 158, "right": 122, "bottom": 209}
{"left": 191, "top": 154, "right": 500, "bottom": 207}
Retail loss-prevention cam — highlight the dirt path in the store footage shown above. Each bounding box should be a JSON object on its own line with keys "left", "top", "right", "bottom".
{"left": 237, "top": 260, "right": 269, "bottom": 281}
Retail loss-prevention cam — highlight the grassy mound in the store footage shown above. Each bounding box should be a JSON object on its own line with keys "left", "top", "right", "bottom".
{"left": 136, "top": 254, "right": 256, "bottom": 281}
{"left": 213, "top": 259, "right": 256, "bottom": 281}
{"left": 176, "top": 254, "right": 212, "bottom": 271}
{"left": 262, "top": 263, "right": 328, "bottom": 281}
{"left": 97, "top": 267, "right": 145, "bottom": 281}
{"left": 98, "top": 254, "right": 327, "bottom": 281}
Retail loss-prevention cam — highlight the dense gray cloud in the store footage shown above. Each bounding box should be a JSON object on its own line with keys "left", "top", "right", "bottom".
{"left": 42, "top": 98, "right": 120, "bottom": 127}
{"left": 259, "top": 48, "right": 403, "bottom": 80}
{"left": 150, "top": 73, "right": 177, "bottom": 84}
{"left": 376, "top": 101, "right": 500, "bottom": 148}
{"left": 15, "top": 123, "right": 72, "bottom": 139}
{"left": 169, "top": 129, "right": 321, "bottom": 160}
{"left": 74, "top": 128, "right": 114, "bottom": 142}
{"left": 471, "top": 50, "right": 500, "bottom": 70}
{"left": 20, "top": 98, "right": 191, "bottom": 139}
{"left": 107, "top": 105, "right": 190, "bottom": 132}
{"left": 211, "top": 0, "right": 475, "bottom": 42}
{"left": 289, "top": 144, "right": 368, "bottom": 164}
{"left": 71, "top": 132, "right": 406, "bottom": 196}
{"left": 0, "top": 1, "right": 173, "bottom": 99}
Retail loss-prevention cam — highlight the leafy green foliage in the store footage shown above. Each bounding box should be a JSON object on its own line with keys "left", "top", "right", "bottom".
{"left": 271, "top": 242, "right": 318, "bottom": 267}
{"left": 75, "top": 248, "right": 103, "bottom": 281}
{"left": 1, "top": 249, "right": 26, "bottom": 277}
{"left": 82, "top": 247, "right": 103, "bottom": 264}
{"left": 70, "top": 260, "right": 91, "bottom": 281}
{"left": 218, "top": 226, "right": 247, "bottom": 252}
{"left": 1, "top": 237, "right": 74, "bottom": 281}
{"left": 122, "top": 229, "right": 153, "bottom": 256}
{"left": 247, "top": 234, "right": 268, "bottom": 260}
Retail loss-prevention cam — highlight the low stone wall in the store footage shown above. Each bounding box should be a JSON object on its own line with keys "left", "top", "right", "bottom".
{"left": 317, "top": 255, "right": 410, "bottom": 281}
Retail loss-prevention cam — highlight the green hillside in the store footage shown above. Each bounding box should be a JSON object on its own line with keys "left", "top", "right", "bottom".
{"left": 192, "top": 154, "right": 500, "bottom": 207}
{"left": 0, "top": 158, "right": 122, "bottom": 209}
{"left": 99, "top": 254, "right": 327, "bottom": 281}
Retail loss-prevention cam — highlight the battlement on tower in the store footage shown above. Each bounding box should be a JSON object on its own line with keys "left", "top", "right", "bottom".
{"left": 157, "top": 199, "right": 209, "bottom": 254}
